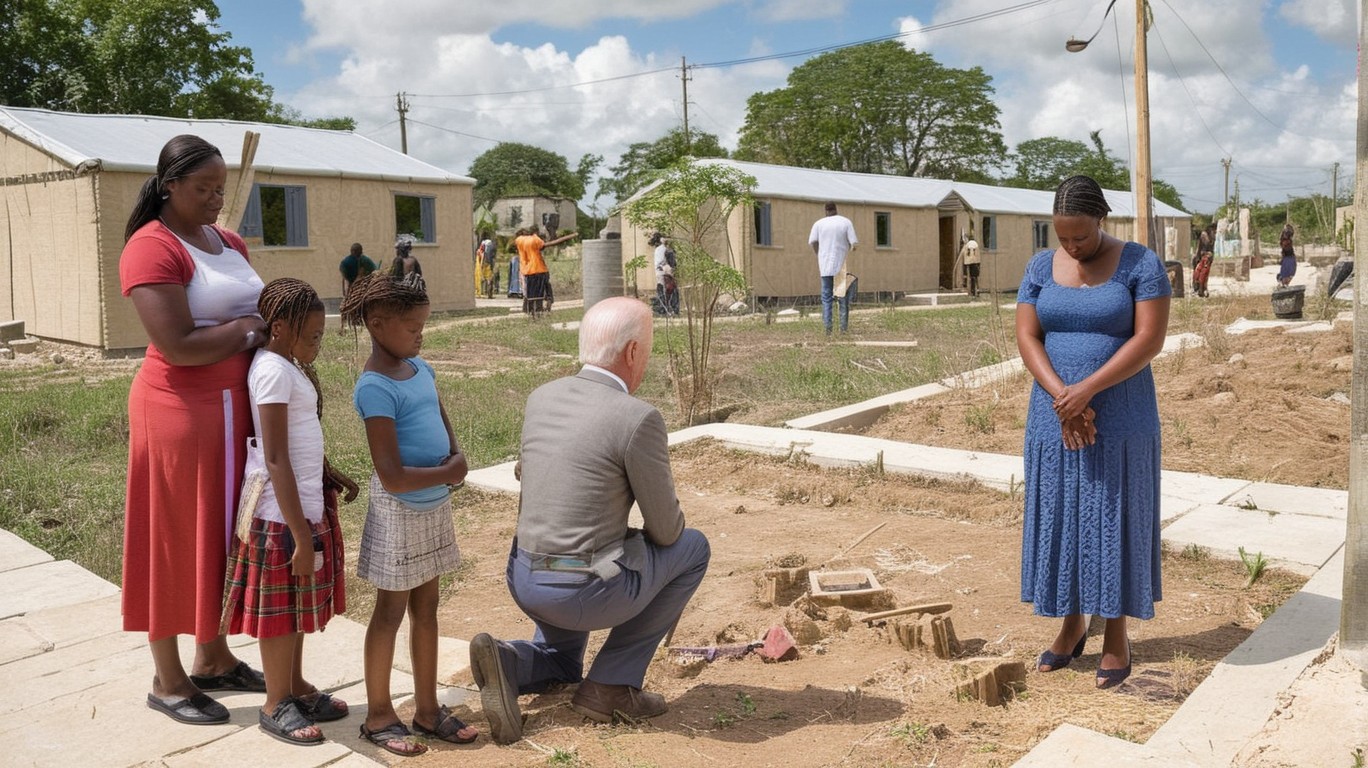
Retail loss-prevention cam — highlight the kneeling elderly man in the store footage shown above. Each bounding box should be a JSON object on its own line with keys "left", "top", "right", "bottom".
{"left": 471, "top": 297, "right": 711, "bottom": 744}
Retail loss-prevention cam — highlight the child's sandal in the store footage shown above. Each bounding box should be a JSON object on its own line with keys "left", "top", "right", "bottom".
{"left": 359, "top": 722, "right": 428, "bottom": 757}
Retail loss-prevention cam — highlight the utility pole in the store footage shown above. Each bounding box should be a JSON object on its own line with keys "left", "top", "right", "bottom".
{"left": 1332, "top": 161, "right": 1341, "bottom": 224}
{"left": 1222, "top": 157, "right": 1232, "bottom": 213}
{"left": 1346, "top": 6, "right": 1368, "bottom": 673}
{"left": 396, "top": 91, "right": 410, "bottom": 155}
{"left": 679, "top": 57, "right": 691, "bottom": 153}
{"left": 1133, "top": 0, "right": 1152, "bottom": 250}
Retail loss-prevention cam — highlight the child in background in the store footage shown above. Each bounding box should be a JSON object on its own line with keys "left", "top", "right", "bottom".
{"left": 342, "top": 273, "right": 477, "bottom": 756}
{"left": 221, "top": 278, "right": 353, "bottom": 745}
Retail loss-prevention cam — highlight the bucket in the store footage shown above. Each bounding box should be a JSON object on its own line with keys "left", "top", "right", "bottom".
{"left": 1270, "top": 285, "right": 1306, "bottom": 319}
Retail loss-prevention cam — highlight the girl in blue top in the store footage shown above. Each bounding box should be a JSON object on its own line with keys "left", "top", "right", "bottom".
{"left": 342, "top": 273, "right": 477, "bottom": 756}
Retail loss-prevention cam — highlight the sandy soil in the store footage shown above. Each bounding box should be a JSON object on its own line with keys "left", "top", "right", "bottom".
{"left": 404, "top": 437, "right": 1305, "bottom": 768}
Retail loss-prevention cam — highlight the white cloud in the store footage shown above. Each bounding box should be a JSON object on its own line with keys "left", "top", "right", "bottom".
{"left": 1279, "top": 0, "right": 1356, "bottom": 47}
{"left": 280, "top": 0, "right": 1355, "bottom": 214}
{"left": 754, "top": 0, "right": 846, "bottom": 23}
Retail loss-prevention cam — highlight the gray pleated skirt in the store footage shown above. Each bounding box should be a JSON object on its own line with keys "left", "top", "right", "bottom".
{"left": 356, "top": 475, "right": 460, "bottom": 591}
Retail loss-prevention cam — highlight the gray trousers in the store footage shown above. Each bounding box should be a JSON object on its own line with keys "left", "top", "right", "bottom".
{"left": 503, "top": 528, "right": 710, "bottom": 691}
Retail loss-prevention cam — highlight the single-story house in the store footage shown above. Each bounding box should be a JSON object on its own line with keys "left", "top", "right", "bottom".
{"left": 620, "top": 158, "right": 1191, "bottom": 301}
{"left": 0, "top": 106, "right": 475, "bottom": 351}
{"left": 486, "top": 195, "right": 577, "bottom": 238}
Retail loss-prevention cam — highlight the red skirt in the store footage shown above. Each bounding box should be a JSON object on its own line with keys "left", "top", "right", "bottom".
{"left": 219, "top": 488, "right": 346, "bottom": 639}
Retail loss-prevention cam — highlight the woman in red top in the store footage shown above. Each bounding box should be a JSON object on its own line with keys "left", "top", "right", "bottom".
{"left": 120, "top": 134, "right": 269, "bottom": 725}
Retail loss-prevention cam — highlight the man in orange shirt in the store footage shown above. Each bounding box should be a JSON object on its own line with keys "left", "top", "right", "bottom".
{"left": 515, "top": 227, "right": 578, "bottom": 315}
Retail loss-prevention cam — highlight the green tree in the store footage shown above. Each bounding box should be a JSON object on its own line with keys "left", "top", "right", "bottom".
{"left": 598, "top": 127, "right": 729, "bottom": 204}
{"left": 623, "top": 159, "right": 754, "bottom": 425}
{"left": 468, "top": 142, "right": 600, "bottom": 210}
{"left": 735, "top": 41, "right": 1007, "bottom": 179}
{"left": 1004, "top": 132, "right": 1185, "bottom": 211}
{"left": 0, "top": 0, "right": 350, "bottom": 126}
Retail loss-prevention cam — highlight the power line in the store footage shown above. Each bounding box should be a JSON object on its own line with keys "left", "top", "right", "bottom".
{"left": 404, "top": 117, "right": 503, "bottom": 144}
{"left": 1149, "top": 15, "right": 1230, "bottom": 157}
{"left": 404, "top": 0, "right": 1062, "bottom": 99}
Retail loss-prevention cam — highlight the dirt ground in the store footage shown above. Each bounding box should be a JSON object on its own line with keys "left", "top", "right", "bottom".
{"left": 406, "top": 435, "right": 1305, "bottom": 768}
{"left": 3, "top": 297, "right": 1334, "bottom": 766}
{"left": 866, "top": 302, "right": 1352, "bottom": 490}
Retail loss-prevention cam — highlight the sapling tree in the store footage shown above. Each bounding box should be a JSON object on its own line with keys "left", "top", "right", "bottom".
{"left": 623, "top": 159, "right": 755, "bottom": 424}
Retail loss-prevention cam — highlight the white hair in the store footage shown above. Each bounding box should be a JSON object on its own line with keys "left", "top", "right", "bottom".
{"left": 579, "top": 297, "right": 651, "bottom": 367}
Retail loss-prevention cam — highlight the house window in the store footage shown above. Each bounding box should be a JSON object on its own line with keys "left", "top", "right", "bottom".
{"left": 875, "top": 212, "right": 892, "bottom": 247}
{"left": 239, "top": 184, "right": 308, "bottom": 247}
{"left": 754, "top": 201, "right": 773, "bottom": 246}
{"left": 981, "top": 215, "right": 997, "bottom": 250}
{"left": 1033, "top": 220, "right": 1051, "bottom": 250}
{"left": 395, "top": 194, "right": 436, "bottom": 243}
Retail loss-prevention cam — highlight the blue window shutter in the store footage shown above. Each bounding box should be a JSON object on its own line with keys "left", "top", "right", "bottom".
{"left": 285, "top": 186, "right": 308, "bottom": 246}
{"left": 420, "top": 197, "right": 436, "bottom": 242}
{"left": 237, "top": 184, "right": 263, "bottom": 238}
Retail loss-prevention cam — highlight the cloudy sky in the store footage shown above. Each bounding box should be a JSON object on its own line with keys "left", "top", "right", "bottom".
{"left": 218, "top": 0, "right": 1358, "bottom": 216}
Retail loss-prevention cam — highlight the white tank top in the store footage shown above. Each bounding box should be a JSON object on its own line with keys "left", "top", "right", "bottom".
{"left": 172, "top": 225, "right": 264, "bottom": 327}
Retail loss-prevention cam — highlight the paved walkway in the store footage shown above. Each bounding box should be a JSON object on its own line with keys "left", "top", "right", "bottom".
{"left": 5, "top": 264, "right": 1362, "bottom": 766}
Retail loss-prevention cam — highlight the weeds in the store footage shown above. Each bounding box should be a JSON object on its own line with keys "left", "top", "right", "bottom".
{"left": 965, "top": 403, "right": 996, "bottom": 434}
{"left": 547, "top": 748, "right": 581, "bottom": 767}
{"left": 1169, "top": 651, "right": 1202, "bottom": 698}
{"left": 891, "top": 721, "right": 933, "bottom": 745}
{"left": 1169, "top": 417, "right": 1194, "bottom": 449}
{"left": 1351, "top": 746, "right": 1364, "bottom": 768}
{"left": 1181, "top": 543, "right": 1210, "bottom": 561}
{"left": 1239, "top": 546, "right": 1268, "bottom": 588}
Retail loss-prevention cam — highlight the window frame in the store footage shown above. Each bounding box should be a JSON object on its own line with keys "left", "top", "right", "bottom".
{"left": 394, "top": 193, "right": 437, "bottom": 244}
{"left": 754, "top": 201, "right": 773, "bottom": 246}
{"left": 1033, "top": 219, "right": 1051, "bottom": 250}
{"left": 238, "top": 183, "right": 309, "bottom": 247}
{"left": 875, "top": 211, "right": 892, "bottom": 247}
{"left": 981, "top": 215, "right": 997, "bottom": 250}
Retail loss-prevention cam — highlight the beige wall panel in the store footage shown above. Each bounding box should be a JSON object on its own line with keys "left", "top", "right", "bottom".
{"left": 3, "top": 177, "right": 103, "bottom": 345}
{"left": 0, "top": 133, "right": 71, "bottom": 177}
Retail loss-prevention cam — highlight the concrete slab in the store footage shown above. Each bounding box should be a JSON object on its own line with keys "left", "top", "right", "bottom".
{"left": 0, "top": 529, "right": 52, "bottom": 572}
{"left": 938, "top": 357, "right": 1025, "bottom": 389}
{"left": 0, "top": 630, "right": 147, "bottom": 715}
{"left": 1225, "top": 317, "right": 1332, "bottom": 335}
{"left": 0, "top": 594, "right": 122, "bottom": 664}
{"left": 785, "top": 383, "right": 951, "bottom": 432}
{"left": 164, "top": 724, "right": 355, "bottom": 768}
{"left": 0, "top": 559, "right": 120, "bottom": 619}
{"left": 850, "top": 340, "right": 920, "bottom": 348}
{"left": 1145, "top": 550, "right": 1345, "bottom": 765}
{"left": 1159, "top": 504, "right": 1345, "bottom": 575}
{"left": 0, "top": 673, "right": 238, "bottom": 767}
{"left": 296, "top": 615, "right": 370, "bottom": 690}
{"left": 1229, "top": 649, "right": 1368, "bottom": 768}
{"left": 1159, "top": 495, "right": 1201, "bottom": 523}
{"left": 1013, "top": 723, "right": 1199, "bottom": 767}
{"left": 1160, "top": 471, "right": 1251, "bottom": 506}
{"left": 1221, "top": 481, "right": 1347, "bottom": 520}
{"left": 463, "top": 461, "right": 520, "bottom": 494}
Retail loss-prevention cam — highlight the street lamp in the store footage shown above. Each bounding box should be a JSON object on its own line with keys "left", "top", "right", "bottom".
{"left": 1066, "top": 0, "right": 1153, "bottom": 250}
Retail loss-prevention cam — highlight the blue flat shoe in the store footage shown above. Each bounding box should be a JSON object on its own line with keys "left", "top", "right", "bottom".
{"left": 1096, "top": 641, "right": 1132, "bottom": 689}
{"left": 1036, "top": 633, "right": 1087, "bottom": 672}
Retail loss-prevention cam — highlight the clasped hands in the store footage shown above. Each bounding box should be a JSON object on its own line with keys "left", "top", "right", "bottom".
{"left": 1053, "top": 384, "right": 1097, "bottom": 451}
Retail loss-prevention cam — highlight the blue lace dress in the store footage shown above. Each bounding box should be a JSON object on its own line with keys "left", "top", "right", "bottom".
{"left": 1018, "top": 242, "right": 1171, "bottom": 620}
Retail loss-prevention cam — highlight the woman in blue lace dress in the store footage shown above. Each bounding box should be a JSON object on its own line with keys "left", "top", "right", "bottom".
{"left": 1016, "top": 176, "right": 1171, "bottom": 690}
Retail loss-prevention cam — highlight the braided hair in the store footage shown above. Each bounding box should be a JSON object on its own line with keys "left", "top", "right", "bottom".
{"left": 1053, "top": 175, "right": 1112, "bottom": 218}
{"left": 338, "top": 270, "right": 429, "bottom": 331}
{"left": 125, "top": 135, "right": 223, "bottom": 241}
{"left": 258, "top": 278, "right": 327, "bottom": 418}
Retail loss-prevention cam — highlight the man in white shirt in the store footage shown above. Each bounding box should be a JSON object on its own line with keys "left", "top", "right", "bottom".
{"left": 959, "top": 236, "right": 981, "bottom": 298}
{"left": 808, "top": 202, "right": 858, "bottom": 335}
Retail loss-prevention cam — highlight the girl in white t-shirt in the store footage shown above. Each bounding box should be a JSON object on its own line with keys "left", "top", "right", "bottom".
{"left": 221, "top": 278, "right": 356, "bottom": 746}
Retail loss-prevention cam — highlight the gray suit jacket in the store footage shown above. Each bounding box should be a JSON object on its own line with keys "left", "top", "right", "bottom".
{"left": 516, "top": 369, "right": 685, "bottom": 578}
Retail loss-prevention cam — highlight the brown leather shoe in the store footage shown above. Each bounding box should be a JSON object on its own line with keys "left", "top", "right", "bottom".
{"left": 570, "top": 679, "right": 667, "bottom": 723}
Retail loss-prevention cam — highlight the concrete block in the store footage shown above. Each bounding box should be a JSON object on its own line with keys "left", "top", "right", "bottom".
{"left": 952, "top": 659, "right": 1026, "bottom": 706}
{"left": 1161, "top": 470, "right": 1251, "bottom": 506}
{"left": 0, "top": 320, "right": 23, "bottom": 342}
{"left": 0, "top": 559, "right": 120, "bottom": 620}
{"left": 463, "top": 461, "right": 520, "bottom": 494}
{"left": 759, "top": 566, "right": 809, "bottom": 606}
{"left": 1159, "top": 494, "right": 1201, "bottom": 523}
{"left": 1015, "top": 723, "right": 1199, "bottom": 766}
{"left": 1160, "top": 503, "right": 1345, "bottom": 574}
{"left": 0, "top": 594, "right": 121, "bottom": 664}
{"left": 8, "top": 337, "right": 38, "bottom": 354}
{"left": 0, "top": 631, "right": 147, "bottom": 715}
{"left": 0, "top": 529, "right": 53, "bottom": 572}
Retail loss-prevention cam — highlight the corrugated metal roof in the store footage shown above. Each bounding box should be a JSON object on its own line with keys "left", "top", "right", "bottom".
{"left": 700, "top": 158, "right": 1189, "bottom": 218}
{"left": 0, "top": 106, "right": 472, "bottom": 185}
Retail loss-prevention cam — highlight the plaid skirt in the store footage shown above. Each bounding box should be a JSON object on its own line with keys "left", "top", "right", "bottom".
{"left": 219, "top": 488, "right": 345, "bottom": 639}
{"left": 356, "top": 475, "right": 460, "bottom": 592}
